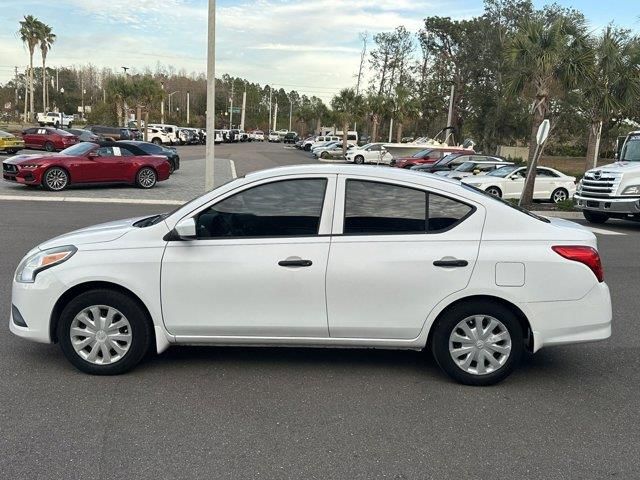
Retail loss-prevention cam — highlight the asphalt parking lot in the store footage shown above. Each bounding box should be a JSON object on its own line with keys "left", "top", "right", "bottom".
{"left": 1, "top": 146, "right": 640, "bottom": 478}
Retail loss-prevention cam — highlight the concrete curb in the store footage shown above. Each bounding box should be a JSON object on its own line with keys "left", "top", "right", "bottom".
{"left": 531, "top": 210, "right": 583, "bottom": 219}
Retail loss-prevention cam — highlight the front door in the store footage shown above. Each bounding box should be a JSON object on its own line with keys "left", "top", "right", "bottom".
{"left": 161, "top": 175, "right": 336, "bottom": 337}
{"left": 326, "top": 177, "right": 484, "bottom": 339}
{"left": 90, "top": 146, "right": 128, "bottom": 181}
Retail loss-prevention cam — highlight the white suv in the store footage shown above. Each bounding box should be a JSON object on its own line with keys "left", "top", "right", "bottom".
{"left": 10, "top": 165, "right": 611, "bottom": 385}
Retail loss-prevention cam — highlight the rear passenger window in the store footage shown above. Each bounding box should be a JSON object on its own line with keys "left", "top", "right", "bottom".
{"left": 344, "top": 180, "right": 473, "bottom": 235}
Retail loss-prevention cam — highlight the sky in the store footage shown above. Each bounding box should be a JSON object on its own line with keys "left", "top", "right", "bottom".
{"left": 1, "top": 0, "right": 638, "bottom": 101}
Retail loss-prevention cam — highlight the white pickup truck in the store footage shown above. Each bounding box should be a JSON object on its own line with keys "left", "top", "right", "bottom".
{"left": 37, "top": 112, "right": 73, "bottom": 128}
{"left": 575, "top": 131, "right": 640, "bottom": 224}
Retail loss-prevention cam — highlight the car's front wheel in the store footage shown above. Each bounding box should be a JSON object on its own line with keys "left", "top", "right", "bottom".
{"left": 431, "top": 300, "right": 523, "bottom": 386}
{"left": 42, "top": 167, "right": 69, "bottom": 191}
{"left": 136, "top": 167, "right": 157, "bottom": 189}
{"left": 354, "top": 155, "right": 365, "bottom": 164}
{"left": 57, "top": 289, "right": 152, "bottom": 375}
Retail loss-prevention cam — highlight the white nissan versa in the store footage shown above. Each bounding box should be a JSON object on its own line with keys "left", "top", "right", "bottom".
{"left": 9, "top": 165, "right": 612, "bottom": 385}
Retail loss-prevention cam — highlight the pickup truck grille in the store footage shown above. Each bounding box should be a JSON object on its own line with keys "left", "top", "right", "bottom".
{"left": 578, "top": 171, "right": 621, "bottom": 198}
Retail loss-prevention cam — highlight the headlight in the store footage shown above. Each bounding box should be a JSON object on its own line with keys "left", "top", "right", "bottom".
{"left": 15, "top": 245, "right": 77, "bottom": 283}
{"left": 20, "top": 164, "right": 40, "bottom": 169}
{"left": 622, "top": 185, "right": 640, "bottom": 195}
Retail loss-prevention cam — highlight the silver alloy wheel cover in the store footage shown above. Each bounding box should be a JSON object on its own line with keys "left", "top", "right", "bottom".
{"left": 487, "top": 187, "right": 500, "bottom": 197}
{"left": 553, "top": 189, "right": 567, "bottom": 203}
{"left": 138, "top": 168, "right": 156, "bottom": 188}
{"left": 46, "top": 168, "right": 68, "bottom": 190}
{"left": 70, "top": 305, "right": 132, "bottom": 365}
{"left": 448, "top": 314, "right": 512, "bottom": 375}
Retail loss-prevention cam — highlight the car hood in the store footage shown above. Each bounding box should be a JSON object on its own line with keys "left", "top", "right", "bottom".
{"left": 4, "top": 153, "right": 65, "bottom": 164}
{"left": 589, "top": 161, "right": 640, "bottom": 173}
{"left": 38, "top": 216, "right": 149, "bottom": 250}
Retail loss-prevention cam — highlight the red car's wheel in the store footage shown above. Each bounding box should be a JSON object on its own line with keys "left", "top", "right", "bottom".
{"left": 42, "top": 167, "right": 69, "bottom": 191}
{"left": 136, "top": 167, "right": 157, "bottom": 189}
{"left": 44, "top": 141, "right": 55, "bottom": 152}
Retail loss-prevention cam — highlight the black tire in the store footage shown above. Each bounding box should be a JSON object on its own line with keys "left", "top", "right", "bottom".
{"left": 551, "top": 188, "right": 569, "bottom": 204}
{"left": 354, "top": 155, "right": 365, "bottom": 165}
{"left": 168, "top": 160, "right": 175, "bottom": 174}
{"left": 55, "top": 122, "right": 60, "bottom": 129}
{"left": 486, "top": 186, "right": 502, "bottom": 198}
{"left": 320, "top": 151, "right": 330, "bottom": 159}
{"left": 57, "top": 289, "right": 152, "bottom": 375}
{"left": 304, "top": 144, "right": 311, "bottom": 151}
{"left": 152, "top": 137, "right": 162, "bottom": 145}
{"left": 136, "top": 167, "right": 157, "bottom": 189}
{"left": 583, "top": 210, "right": 609, "bottom": 224}
{"left": 42, "top": 166, "right": 69, "bottom": 191}
{"left": 431, "top": 300, "right": 524, "bottom": 386}
{"left": 44, "top": 141, "right": 55, "bottom": 152}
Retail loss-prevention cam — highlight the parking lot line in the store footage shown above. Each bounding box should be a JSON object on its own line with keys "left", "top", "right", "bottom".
{"left": 0, "top": 194, "right": 183, "bottom": 205}
{"left": 584, "top": 226, "right": 626, "bottom": 236}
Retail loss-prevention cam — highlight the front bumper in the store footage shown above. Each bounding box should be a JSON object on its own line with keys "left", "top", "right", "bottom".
{"left": 575, "top": 194, "right": 640, "bottom": 214}
{"left": 3, "top": 167, "right": 42, "bottom": 185}
{"left": 527, "top": 282, "right": 612, "bottom": 352}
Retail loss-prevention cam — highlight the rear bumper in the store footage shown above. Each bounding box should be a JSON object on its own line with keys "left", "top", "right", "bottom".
{"left": 527, "top": 282, "right": 612, "bottom": 352}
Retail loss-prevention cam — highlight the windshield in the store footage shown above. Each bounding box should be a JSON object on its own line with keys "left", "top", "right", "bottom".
{"left": 488, "top": 165, "right": 520, "bottom": 177}
{"left": 412, "top": 148, "right": 433, "bottom": 158}
{"left": 60, "top": 142, "right": 96, "bottom": 156}
{"left": 620, "top": 135, "right": 640, "bottom": 162}
{"left": 455, "top": 162, "right": 477, "bottom": 172}
{"left": 433, "top": 153, "right": 459, "bottom": 166}
{"left": 0, "top": 130, "right": 13, "bottom": 138}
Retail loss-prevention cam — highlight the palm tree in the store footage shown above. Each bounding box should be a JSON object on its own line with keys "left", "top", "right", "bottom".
{"left": 582, "top": 28, "right": 640, "bottom": 170}
{"left": 391, "top": 85, "right": 419, "bottom": 142}
{"left": 39, "top": 23, "right": 56, "bottom": 113}
{"left": 19, "top": 15, "right": 44, "bottom": 121}
{"left": 310, "top": 98, "right": 328, "bottom": 135}
{"left": 366, "top": 93, "right": 387, "bottom": 142}
{"left": 106, "top": 76, "right": 132, "bottom": 127}
{"left": 506, "top": 14, "right": 592, "bottom": 206}
{"left": 331, "top": 88, "right": 365, "bottom": 156}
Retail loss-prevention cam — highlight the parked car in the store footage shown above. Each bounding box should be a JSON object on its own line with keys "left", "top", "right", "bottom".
{"left": 0, "top": 130, "right": 25, "bottom": 154}
{"left": 118, "top": 140, "right": 180, "bottom": 173}
{"left": 146, "top": 128, "right": 172, "bottom": 145}
{"left": 68, "top": 128, "right": 100, "bottom": 143}
{"left": 413, "top": 153, "right": 480, "bottom": 174}
{"left": 462, "top": 165, "right": 576, "bottom": 203}
{"left": 148, "top": 124, "right": 180, "bottom": 144}
{"left": 393, "top": 147, "right": 474, "bottom": 169}
{"left": 37, "top": 111, "right": 73, "bottom": 128}
{"left": 309, "top": 136, "right": 340, "bottom": 151}
{"left": 313, "top": 142, "right": 357, "bottom": 159}
{"left": 310, "top": 140, "right": 341, "bottom": 155}
{"left": 21, "top": 127, "right": 78, "bottom": 152}
{"left": 283, "top": 132, "right": 298, "bottom": 144}
{"left": 575, "top": 130, "right": 640, "bottom": 224}
{"left": 251, "top": 130, "right": 265, "bottom": 142}
{"left": 213, "top": 130, "right": 223, "bottom": 144}
{"left": 86, "top": 125, "right": 134, "bottom": 141}
{"left": 2, "top": 141, "right": 171, "bottom": 191}
{"left": 268, "top": 131, "right": 280, "bottom": 142}
{"left": 437, "top": 160, "right": 514, "bottom": 180}
{"left": 9, "top": 165, "right": 611, "bottom": 385}
{"left": 345, "top": 143, "right": 392, "bottom": 165}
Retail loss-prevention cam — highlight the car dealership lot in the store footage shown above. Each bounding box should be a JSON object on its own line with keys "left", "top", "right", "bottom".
{"left": 1, "top": 193, "right": 640, "bottom": 478}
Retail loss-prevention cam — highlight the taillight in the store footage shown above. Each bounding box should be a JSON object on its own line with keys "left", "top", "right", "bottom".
{"left": 552, "top": 245, "right": 604, "bottom": 282}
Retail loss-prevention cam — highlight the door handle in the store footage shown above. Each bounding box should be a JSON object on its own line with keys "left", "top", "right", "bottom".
{"left": 278, "top": 259, "right": 313, "bottom": 267}
{"left": 433, "top": 258, "right": 468, "bottom": 268}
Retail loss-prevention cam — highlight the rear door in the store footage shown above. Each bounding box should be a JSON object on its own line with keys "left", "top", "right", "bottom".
{"left": 326, "top": 175, "right": 484, "bottom": 339}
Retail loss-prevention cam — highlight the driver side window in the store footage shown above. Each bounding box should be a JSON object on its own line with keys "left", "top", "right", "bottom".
{"left": 96, "top": 147, "right": 114, "bottom": 157}
{"left": 196, "top": 179, "right": 328, "bottom": 239}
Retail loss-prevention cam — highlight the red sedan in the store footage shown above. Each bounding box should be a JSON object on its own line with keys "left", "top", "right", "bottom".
{"left": 2, "top": 142, "right": 171, "bottom": 191}
{"left": 393, "top": 147, "right": 473, "bottom": 169}
{"left": 22, "top": 127, "right": 78, "bottom": 152}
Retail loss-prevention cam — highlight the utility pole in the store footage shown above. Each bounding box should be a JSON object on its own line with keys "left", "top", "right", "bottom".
{"left": 81, "top": 76, "right": 85, "bottom": 118}
{"left": 23, "top": 67, "right": 28, "bottom": 123}
{"left": 204, "top": 0, "right": 216, "bottom": 191}
{"left": 388, "top": 118, "right": 393, "bottom": 142}
{"left": 273, "top": 101, "right": 278, "bottom": 131}
{"left": 122, "top": 66, "right": 129, "bottom": 127}
{"left": 186, "top": 90, "right": 190, "bottom": 124}
{"left": 240, "top": 83, "right": 247, "bottom": 131}
{"left": 229, "top": 81, "right": 234, "bottom": 128}
{"left": 288, "top": 96, "right": 293, "bottom": 132}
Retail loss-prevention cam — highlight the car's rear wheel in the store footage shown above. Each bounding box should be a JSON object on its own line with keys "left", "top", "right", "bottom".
{"left": 354, "top": 155, "right": 365, "bottom": 165}
{"left": 152, "top": 137, "right": 162, "bottom": 145}
{"left": 44, "top": 141, "right": 55, "bottom": 152}
{"left": 57, "top": 289, "right": 152, "bottom": 375}
{"left": 431, "top": 300, "right": 523, "bottom": 386}
{"left": 168, "top": 160, "right": 175, "bottom": 174}
{"left": 583, "top": 210, "right": 609, "bottom": 224}
{"left": 136, "top": 167, "right": 157, "bottom": 189}
{"left": 551, "top": 188, "right": 568, "bottom": 203}
{"left": 320, "top": 151, "right": 330, "bottom": 159}
{"left": 486, "top": 186, "right": 502, "bottom": 197}
{"left": 42, "top": 167, "right": 69, "bottom": 191}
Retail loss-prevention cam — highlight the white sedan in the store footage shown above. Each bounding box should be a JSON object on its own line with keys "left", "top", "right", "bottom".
{"left": 345, "top": 143, "right": 393, "bottom": 165}
{"left": 10, "top": 165, "right": 610, "bottom": 385}
{"left": 463, "top": 165, "right": 576, "bottom": 203}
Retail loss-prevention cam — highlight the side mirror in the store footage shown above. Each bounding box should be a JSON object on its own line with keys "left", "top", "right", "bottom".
{"left": 88, "top": 152, "right": 98, "bottom": 158}
{"left": 510, "top": 174, "right": 520, "bottom": 180}
{"left": 174, "top": 217, "right": 196, "bottom": 239}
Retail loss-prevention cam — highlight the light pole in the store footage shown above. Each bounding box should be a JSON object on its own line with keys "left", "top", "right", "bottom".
{"left": 288, "top": 96, "right": 293, "bottom": 132}
{"left": 186, "top": 90, "right": 190, "bottom": 125}
{"left": 205, "top": 0, "right": 216, "bottom": 191}
{"left": 160, "top": 81, "right": 165, "bottom": 123}
{"left": 168, "top": 91, "right": 180, "bottom": 118}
